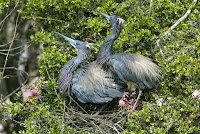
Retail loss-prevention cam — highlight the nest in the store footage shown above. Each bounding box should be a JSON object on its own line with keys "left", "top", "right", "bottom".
{"left": 55, "top": 99, "right": 130, "bottom": 134}
{"left": 45, "top": 90, "right": 143, "bottom": 134}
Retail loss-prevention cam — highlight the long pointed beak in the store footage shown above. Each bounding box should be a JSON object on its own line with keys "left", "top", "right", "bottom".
{"left": 95, "top": 10, "right": 111, "bottom": 20}
{"left": 54, "top": 31, "right": 76, "bottom": 48}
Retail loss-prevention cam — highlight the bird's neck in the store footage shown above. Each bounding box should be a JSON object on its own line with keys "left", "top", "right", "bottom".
{"left": 63, "top": 48, "right": 90, "bottom": 73}
{"left": 58, "top": 49, "right": 90, "bottom": 92}
{"left": 96, "top": 22, "right": 123, "bottom": 65}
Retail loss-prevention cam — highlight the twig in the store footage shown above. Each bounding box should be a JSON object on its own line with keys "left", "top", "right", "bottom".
{"left": 0, "top": 1, "right": 19, "bottom": 26}
{"left": 0, "top": 42, "right": 11, "bottom": 48}
{"left": 132, "top": 90, "right": 142, "bottom": 110}
{"left": 0, "top": 67, "right": 29, "bottom": 103}
{"left": 1, "top": 10, "right": 20, "bottom": 77}
{"left": 0, "top": 41, "right": 33, "bottom": 52}
{"left": 156, "top": 0, "right": 197, "bottom": 57}
{"left": 23, "top": 16, "right": 65, "bottom": 22}
{"left": 94, "top": 102, "right": 109, "bottom": 115}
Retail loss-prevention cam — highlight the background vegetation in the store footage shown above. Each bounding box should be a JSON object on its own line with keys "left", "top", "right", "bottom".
{"left": 0, "top": 0, "right": 199, "bottom": 133}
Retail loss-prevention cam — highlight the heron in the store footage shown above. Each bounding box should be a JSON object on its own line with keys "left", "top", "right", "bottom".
{"left": 57, "top": 11, "right": 161, "bottom": 105}
{"left": 95, "top": 10, "right": 161, "bottom": 107}
{"left": 69, "top": 12, "right": 129, "bottom": 103}
{"left": 55, "top": 31, "right": 126, "bottom": 104}
{"left": 56, "top": 34, "right": 127, "bottom": 103}
{"left": 55, "top": 31, "right": 92, "bottom": 95}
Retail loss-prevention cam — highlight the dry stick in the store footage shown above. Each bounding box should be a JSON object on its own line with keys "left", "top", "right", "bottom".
{"left": 94, "top": 102, "right": 109, "bottom": 115}
{"left": 0, "top": 43, "right": 32, "bottom": 56}
{"left": 69, "top": 96, "right": 88, "bottom": 114}
{"left": 0, "top": 42, "right": 11, "bottom": 48}
{"left": 0, "top": 41, "right": 33, "bottom": 52}
{"left": 2, "top": 11, "right": 20, "bottom": 77}
{"left": 11, "top": 43, "right": 33, "bottom": 56}
{"left": 132, "top": 90, "right": 142, "bottom": 110}
{"left": 65, "top": 109, "right": 102, "bottom": 131}
{"left": 156, "top": 0, "right": 197, "bottom": 58}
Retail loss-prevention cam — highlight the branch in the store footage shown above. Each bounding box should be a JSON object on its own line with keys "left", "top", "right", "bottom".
{"left": 156, "top": 0, "right": 197, "bottom": 57}
{"left": 0, "top": 42, "right": 11, "bottom": 48}
{"left": 23, "top": 16, "right": 65, "bottom": 22}
{"left": 0, "top": 41, "right": 33, "bottom": 52}
{"left": 0, "top": 67, "right": 29, "bottom": 103}
{"left": 1, "top": 12, "right": 20, "bottom": 77}
{"left": 0, "top": 1, "right": 19, "bottom": 26}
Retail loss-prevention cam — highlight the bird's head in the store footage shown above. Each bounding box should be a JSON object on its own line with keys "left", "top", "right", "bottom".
{"left": 54, "top": 31, "right": 93, "bottom": 52}
{"left": 95, "top": 10, "right": 125, "bottom": 28}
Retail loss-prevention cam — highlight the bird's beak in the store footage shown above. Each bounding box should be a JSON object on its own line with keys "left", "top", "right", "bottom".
{"left": 54, "top": 31, "right": 76, "bottom": 48}
{"left": 95, "top": 10, "right": 111, "bottom": 20}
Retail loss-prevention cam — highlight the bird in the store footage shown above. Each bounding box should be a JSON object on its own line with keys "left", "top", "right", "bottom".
{"left": 57, "top": 11, "right": 160, "bottom": 105}
{"left": 69, "top": 11, "right": 128, "bottom": 103}
{"left": 95, "top": 10, "right": 161, "bottom": 106}
{"left": 55, "top": 31, "right": 92, "bottom": 95}
{"left": 56, "top": 30, "right": 127, "bottom": 103}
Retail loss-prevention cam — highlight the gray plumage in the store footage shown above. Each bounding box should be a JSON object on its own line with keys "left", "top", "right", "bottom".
{"left": 72, "top": 11, "right": 161, "bottom": 103}
{"left": 55, "top": 31, "right": 126, "bottom": 103}
{"left": 55, "top": 31, "right": 91, "bottom": 94}
{"left": 57, "top": 11, "right": 161, "bottom": 104}
{"left": 95, "top": 11, "right": 161, "bottom": 89}
{"left": 109, "top": 53, "right": 160, "bottom": 88}
{"left": 72, "top": 61, "right": 127, "bottom": 103}
{"left": 70, "top": 12, "right": 128, "bottom": 103}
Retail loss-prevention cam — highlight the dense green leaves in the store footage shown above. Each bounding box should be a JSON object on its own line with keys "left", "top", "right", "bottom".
{"left": 1, "top": 0, "right": 200, "bottom": 133}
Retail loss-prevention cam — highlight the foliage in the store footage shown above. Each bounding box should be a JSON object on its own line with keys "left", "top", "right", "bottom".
{"left": 1, "top": 0, "right": 200, "bottom": 133}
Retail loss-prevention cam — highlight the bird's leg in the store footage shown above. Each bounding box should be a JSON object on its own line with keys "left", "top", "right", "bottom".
{"left": 132, "top": 89, "right": 142, "bottom": 110}
{"left": 93, "top": 102, "right": 109, "bottom": 115}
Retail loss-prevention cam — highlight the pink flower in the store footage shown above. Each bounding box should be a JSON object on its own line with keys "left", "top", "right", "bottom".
{"left": 0, "top": 123, "right": 4, "bottom": 132}
{"left": 118, "top": 92, "right": 134, "bottom": 107}
{"left": 21, "top": 77, "right": 42, "bottom": 105}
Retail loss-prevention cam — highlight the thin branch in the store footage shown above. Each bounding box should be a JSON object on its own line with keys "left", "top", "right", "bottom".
{"left": 0, "top": 1, "right": 19, "bottom": 26}
{"left": 23, "top": 16, "right": 65, "bottom": 22}
{"left": 2, "top": 12, "right": 20, "bottom": 77}
{"left": 0, "top": 41, "right": 33, "bottom": 52}
{"left": 9, "top": 42, "right": 33, "bottom": 56}
{"left": 156, "top": 0, "right": 197, "bottom": 57}
{"left": 0, "top": 67, "right": 29, "bottom": 103}
{"left": 0, "top": 42, "right": 11, "bottom": 48}
{"left": 0, "top": 41, "right": 32, "bottom": 56}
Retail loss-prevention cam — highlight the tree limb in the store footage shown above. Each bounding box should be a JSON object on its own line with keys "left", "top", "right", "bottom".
{"left": 156, "top": 0, "right": 197, "bottom": 57}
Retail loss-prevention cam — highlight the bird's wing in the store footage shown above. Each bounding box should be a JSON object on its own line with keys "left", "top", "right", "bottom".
{"left": 58, "top": 63, "right": 74, "bottom": 93}
{"left": 109, "top": 53, "right": 161, "bottom": 88}
{"left": 71, "top": 61, "right": 127, "bottom": 103}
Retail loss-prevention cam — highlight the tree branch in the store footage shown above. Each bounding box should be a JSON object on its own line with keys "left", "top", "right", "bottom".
{"left": 156, "top": 0, "right": 197, "bottom": 57}
{"left": 0, "top": 67, "right": 29, "bottom": 103}
{"left": 0, "top": 1, "right": 19, "bottom": 26}
{"left": 1, "top": 12, "right": 20, "bottom": 77}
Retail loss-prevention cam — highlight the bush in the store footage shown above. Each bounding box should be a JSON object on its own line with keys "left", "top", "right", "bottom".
{"left": 1, "top": 0, "right": 200, "bottom": 133}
